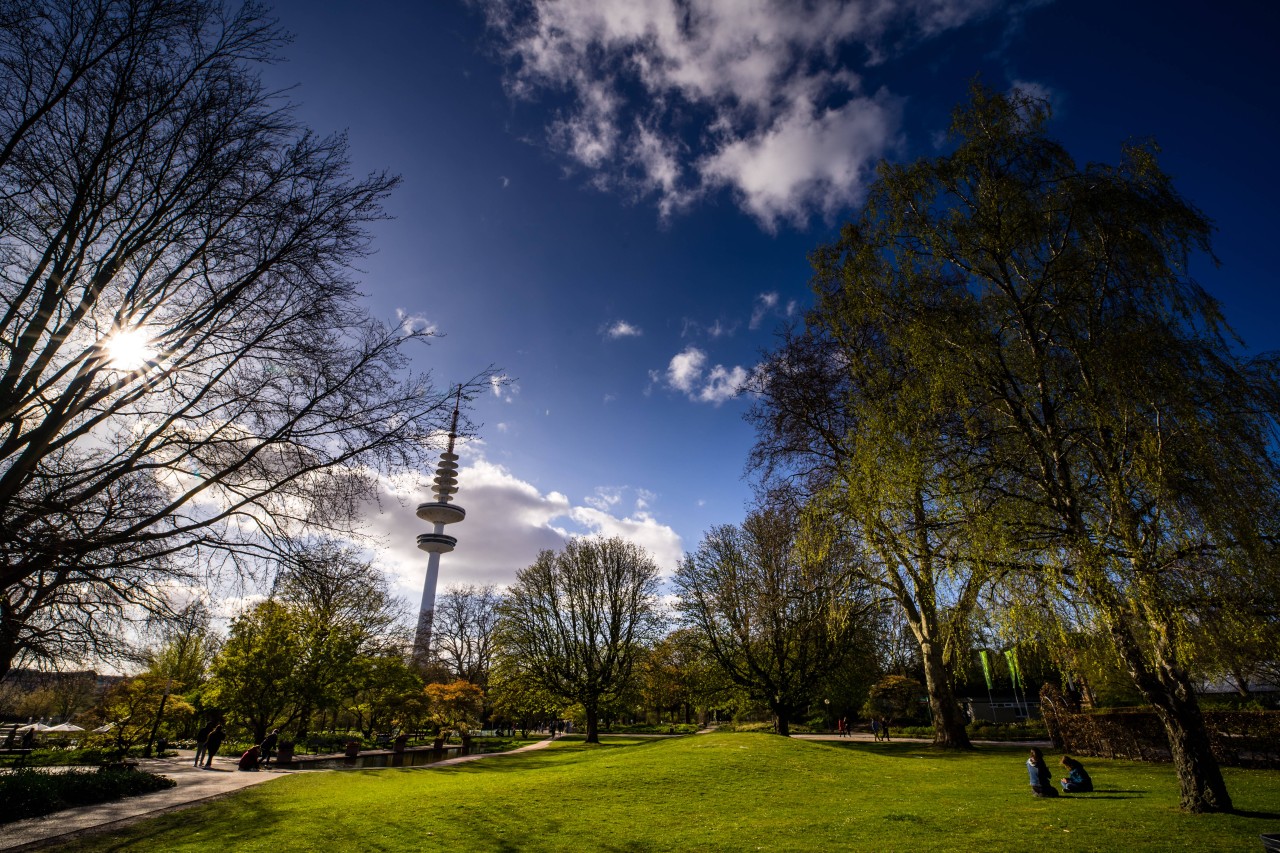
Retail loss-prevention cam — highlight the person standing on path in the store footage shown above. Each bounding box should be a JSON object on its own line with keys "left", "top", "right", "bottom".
{"left": 204, "top": 724, "right": 225, "bottom": 768}
{"left": 193, "top": 720, "right": 216, "bottom": 767}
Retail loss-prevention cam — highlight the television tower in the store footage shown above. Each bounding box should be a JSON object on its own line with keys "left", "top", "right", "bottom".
{"left": 413, "top": 390, "right": 465, "bottom": 666}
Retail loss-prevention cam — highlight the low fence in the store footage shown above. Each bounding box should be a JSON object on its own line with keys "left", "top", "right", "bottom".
{"left": 1039, "top": 684, "right": 1280, "bottom": 769}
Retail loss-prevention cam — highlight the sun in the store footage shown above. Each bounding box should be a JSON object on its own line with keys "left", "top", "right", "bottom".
{"left": 102, "top": 327, "right": 157, "bottom": 371}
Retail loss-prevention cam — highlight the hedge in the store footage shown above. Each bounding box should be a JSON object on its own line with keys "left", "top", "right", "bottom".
{"left": 0, "top": 768, "right": 176, "bottom": 824}
{"left": 1040, "top": 683, "right": 1280, "bottom": 769}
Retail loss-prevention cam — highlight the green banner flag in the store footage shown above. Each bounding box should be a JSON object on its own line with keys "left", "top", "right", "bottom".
{"left": 980, "top": 649, "right": 993, "bottom": 691}
{"left": 1005, "top": 648, "right": 1022, "bottom": 691}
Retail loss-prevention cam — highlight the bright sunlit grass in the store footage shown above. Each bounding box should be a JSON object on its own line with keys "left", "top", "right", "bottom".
{"left": 50, "top": 733, "right": 1280, "bottom": 853}
{"left": 101, "top": 326, "right": 157, "bottom": 371}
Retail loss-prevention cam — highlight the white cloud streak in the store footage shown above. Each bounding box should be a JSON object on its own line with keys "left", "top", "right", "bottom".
{"left": 604, "top": 319, "right": 644, "bottom": 339}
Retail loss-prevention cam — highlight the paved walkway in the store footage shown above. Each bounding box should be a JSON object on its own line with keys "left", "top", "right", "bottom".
{"left": 1, "top": 740, "right": 555, "bottom": 851}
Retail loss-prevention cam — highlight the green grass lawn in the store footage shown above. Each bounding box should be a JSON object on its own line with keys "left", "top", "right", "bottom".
{"left": 53, "top": 733, "right": 1280, "bottom": 852}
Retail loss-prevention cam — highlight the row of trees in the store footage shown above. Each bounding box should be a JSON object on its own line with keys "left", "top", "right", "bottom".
{"left": 742, "top": 86, "right": 1280, "bottom": 813}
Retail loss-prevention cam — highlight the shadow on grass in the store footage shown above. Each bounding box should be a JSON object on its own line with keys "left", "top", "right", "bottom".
{"left": 373, "top": 739, "right": 652, "bottom": 777}
{"left": 810, "top": 740, "right": 1011, "bottom": 760}
{"left": 59, "top": 790, "right": 288, "bottom": 852}
{"left": 1233, "top": 809, "right": 1280, "bottom": 820}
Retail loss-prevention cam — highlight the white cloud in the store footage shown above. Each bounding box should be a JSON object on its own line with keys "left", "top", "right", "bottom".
{"left": 360, "top": 458, "right": 685, "bottom": 597}
{"left": 604, "top": 319, "right": 643, "bottom": 339}
{"left": 395, "top": 309, "right": 438, "bottom": 336}
{"left": 481, "top": 0, "right": 1002, "bottom": 225}
{"left": 660, "top": 345, "right": 749, "bottom": 406}
{"left": 501, "top": 175, "right": 511, "bottom": 188}
{"left": 750, "top": 291, "right": 779, "bottom": 330}
{"left": 490, "top": 373, "right": 520, "bottom": 402}
{"left": 1009, "top": 78, "right": 1062, "bottom": 115}
{"left": 666, "top": 346, "right": 707, "bottom": 393}
{"left": 702, "top": 92, "right": 902, "bottom": 230}
{"left": 698, "top": 364, "right": 749, "bottom": 404}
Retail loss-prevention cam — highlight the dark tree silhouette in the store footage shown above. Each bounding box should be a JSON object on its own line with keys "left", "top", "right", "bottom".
{"left": 0, "top": 0, "right": 486, "bottom": 677}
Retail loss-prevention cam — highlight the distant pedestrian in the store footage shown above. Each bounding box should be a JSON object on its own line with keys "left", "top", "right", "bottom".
{"left": 880, "top": 719, "right": 891, "bottom": 741}
{"left": 193, "top": 720, "right": 216, "bottom": 767}
{"left": 260, "top": 729, "right": 280, "bottom": 765}
{"left": 870, "top": 718, "right": 881, "bottom": 741}
{"left": 204, "top": 724, "right": 225, "bottom": 768}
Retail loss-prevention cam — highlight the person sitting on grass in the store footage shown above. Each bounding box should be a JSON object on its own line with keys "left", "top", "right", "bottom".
{"left": 1059, "top": 755, "right": 1094, "bottom": 793}
{"left": 1027, "top": 747, "right": 1059, "bottom": 798}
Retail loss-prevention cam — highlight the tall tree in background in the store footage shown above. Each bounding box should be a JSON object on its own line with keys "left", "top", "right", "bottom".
{"left": 799, "top": 84, "right": 1280, "bottom": 811}
{"left": 208, "top": 599, "right": 302, "bottom": 743}
{"left": 674, "top": 502, "right": 877, "bottom": 736}
{"left": 272, "top": 540, "right": 405, "bottom": 740}
{"left": 0, "top": 0, "right": 484, "bottom": 679}
{"left": 432, "top": 584, "right": 502, "bottom": 688}
{"left": 496, "top": 537, "right": 663, "bottom": 743}
{"left": 748, "top": 322, "right": 994, "bottom": 748}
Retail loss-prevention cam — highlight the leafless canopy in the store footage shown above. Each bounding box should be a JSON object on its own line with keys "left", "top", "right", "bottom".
{"left": 0, "top": 0, "right": 487, "bottom": 677}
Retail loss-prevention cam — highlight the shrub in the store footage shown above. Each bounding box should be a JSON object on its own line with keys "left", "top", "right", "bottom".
{"left": 0, "top": 769, "right": 176, "bottom": 823}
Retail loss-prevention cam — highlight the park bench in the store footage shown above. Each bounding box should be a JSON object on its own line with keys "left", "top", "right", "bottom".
{"left": 0, "top": 723, "right": 34, "bottom": 768}
{"left": 374, "top": 733, "right": 392, "bottom": 749}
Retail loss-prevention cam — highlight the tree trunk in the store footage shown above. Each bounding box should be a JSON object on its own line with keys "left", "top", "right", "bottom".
{"left": 144, "top": 682, "right": 171, "bottom": 758}
{"left": 1111, "top": 622, "right": 1232, "bottom": 812}
{"left": 772, "top": 703, "right": 791, "bottom": 737}
{"left": 920, "top": 639, "right": 972, "bottom": 749}
{"left": 584, "top": 704, "right": 600, "bottom": 743}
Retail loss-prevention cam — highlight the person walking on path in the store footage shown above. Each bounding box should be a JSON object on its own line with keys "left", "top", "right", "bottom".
{"left": 193, "top": 721, "right": 216, "bottom": 767}
{"left": 203, "top": 725, "right": 225, "bottom": 768}
{"left": 880, "top": 719, "right": 891, "bottom": 741}
{"left": 870, "top": 719, "right": 880, "bottom": 741}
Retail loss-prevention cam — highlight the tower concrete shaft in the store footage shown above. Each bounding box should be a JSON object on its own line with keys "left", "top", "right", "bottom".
{"left": 413, "top": 393, "right": 465, "bottom": 666}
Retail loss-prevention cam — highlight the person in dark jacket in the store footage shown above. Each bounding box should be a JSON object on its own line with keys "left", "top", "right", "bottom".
{"left": 203, "top": 724, "right": 225, "bottom": 768}
{"left": 1059, "top": 755, "right": 1094, "bottom": 793}
{"left": 193, "top": 721, "right": 216, "bottom": 767}
{"left": 260, "top": 729, "right": 280, "bottom": 765}
{"left": 1027, "top": 747, "right": 1059, "bottom": 797}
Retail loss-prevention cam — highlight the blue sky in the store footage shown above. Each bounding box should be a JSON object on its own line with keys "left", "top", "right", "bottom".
{"left": 254, "top": 0, "right": 1280, "bottom": 604}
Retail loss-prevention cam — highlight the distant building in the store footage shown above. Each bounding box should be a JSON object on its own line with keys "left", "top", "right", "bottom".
{"left": 963, "top": 694, "right": 1041, "bottom": 723}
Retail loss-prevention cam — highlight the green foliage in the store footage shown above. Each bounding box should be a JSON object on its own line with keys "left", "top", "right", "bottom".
{"left": 85, "top": 673, "right": 195, "bottom": 758}
{"left": 674, "top": 505, "right": 878, "bottom": 737}
{"left": 863, "top": 674, "right": 928, "bottom": 725}
{"left": 48, "top": 734, "right": 1280, "bottom": 852}
{"left": 0, "top": 768, "right": 174, "bottom": 823}
{"left": 208, "top": 600, "right": 304, "bottom": 740}
{"left": 762, "top": 81, "right": 1280, "bottom": 808}
{"left": 495, "top": 536, "right": 663, "bottom": 742}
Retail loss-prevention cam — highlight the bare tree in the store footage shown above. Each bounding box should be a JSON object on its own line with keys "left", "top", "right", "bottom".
{"left": 496, "top": 537, "right": 663, "bottom": 743}
{"left": 0, "top": 0, "right": 486, "bottom": 677}
{"left": 674, "top": 502, "right": 877, "bottom": 736}
{"left": 432, "top": 584, "right": 501, "bottom": 688}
